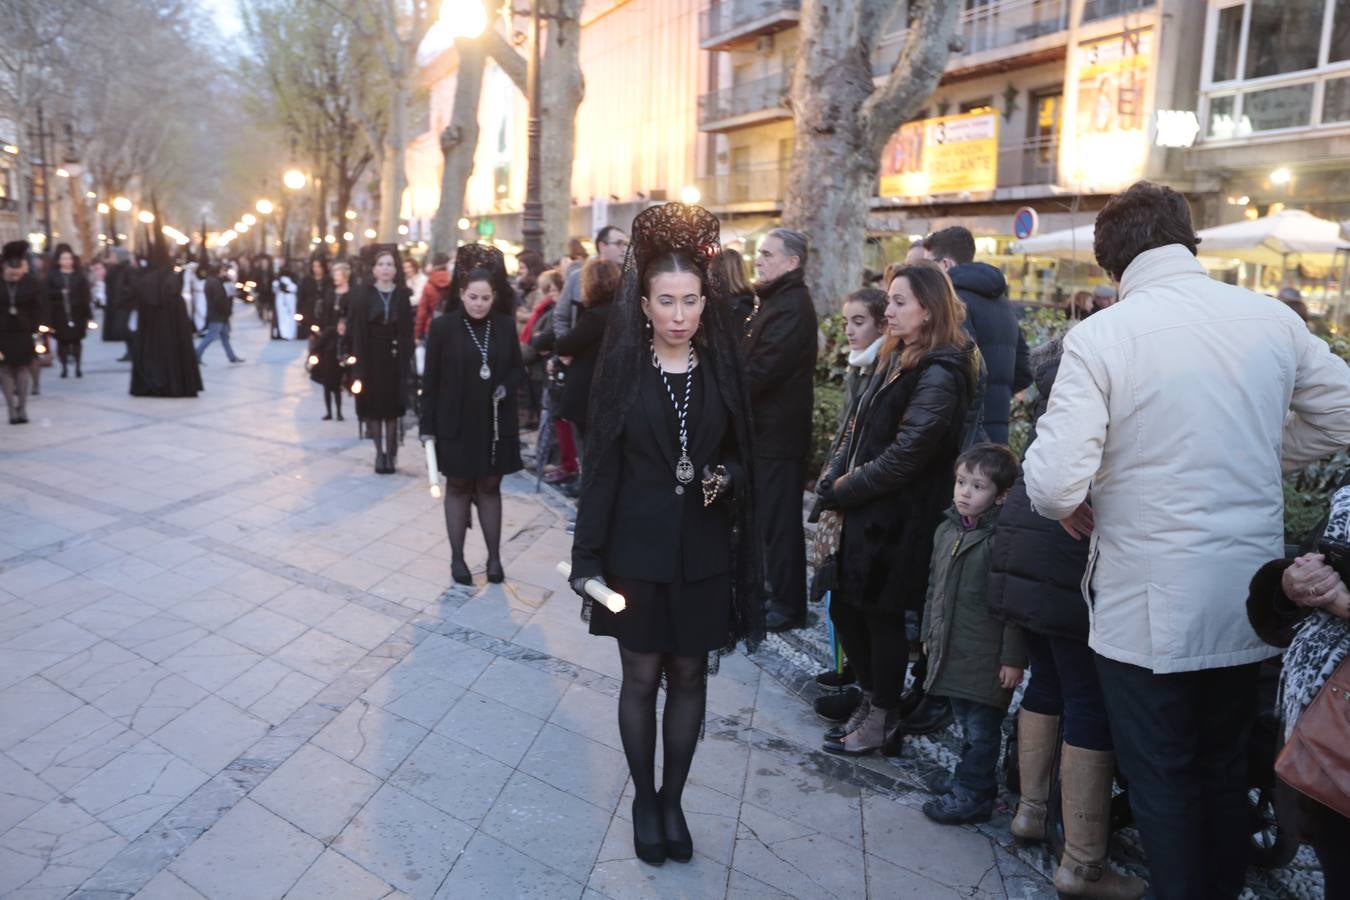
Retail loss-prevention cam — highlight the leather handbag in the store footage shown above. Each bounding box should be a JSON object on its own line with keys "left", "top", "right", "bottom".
{"left": 1275, "top": 655, "right": 1350, "bottom": 818}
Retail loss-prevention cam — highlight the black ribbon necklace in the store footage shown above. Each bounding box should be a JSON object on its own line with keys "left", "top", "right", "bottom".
{"left": 374, "top": 285, "right": 394, "bottom": 321}
{"left": 652, "top": 341, "right": 695, "bottom": 485}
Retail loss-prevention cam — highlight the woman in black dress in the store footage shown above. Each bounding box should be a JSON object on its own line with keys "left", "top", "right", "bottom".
{"left": 297, "top": 256, "right": 331, "bottom": 338}
{"left": 569, "top": 203, "right": 762, "bottom": 867}
{"left": 47, "top": 244, "right": 93, "bottom": 378}
{"left": 554, "top": 258, "right": 620, "bottom": 450}
{"left": 348, "top": 248, "right": 414, "bottom": 473}
{"left": 308, "top": 259, "right": 344, "bottom": 420}
{"left": 420, "top": 243, "right": 523, "bottom": 585}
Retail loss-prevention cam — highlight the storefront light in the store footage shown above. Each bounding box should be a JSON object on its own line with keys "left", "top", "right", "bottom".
{"left": 1270, "top": 167, "right": 1292, "bottom": 186}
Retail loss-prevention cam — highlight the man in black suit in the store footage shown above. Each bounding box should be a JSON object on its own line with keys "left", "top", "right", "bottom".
{"left": 744, "top": 228, "right": 818, "bottom": 631}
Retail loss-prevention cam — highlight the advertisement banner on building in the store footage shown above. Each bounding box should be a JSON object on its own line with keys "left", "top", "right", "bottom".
{"left": 1066, "top": 27, "right": 1154, "bottom": 191}
{"left": 879, "top": 110, "right": 1000, "bottom": 199}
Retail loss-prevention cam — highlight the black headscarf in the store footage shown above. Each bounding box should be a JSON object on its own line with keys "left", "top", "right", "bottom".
{"left": 583, "top": 202, "right": 766, "bottom": 661}
{"left": 454, "top": 242, "right": 516, "bottom": 316}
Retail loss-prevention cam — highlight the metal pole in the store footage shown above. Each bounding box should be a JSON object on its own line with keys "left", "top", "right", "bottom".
{"left": 521, "top": 0, "right": 544, "bottom": 256}
{"left": 35, "top": 104, "right": 53, "bottom": 250}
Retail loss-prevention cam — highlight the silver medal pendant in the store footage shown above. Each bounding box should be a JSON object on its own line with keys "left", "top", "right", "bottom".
{"left": 676, "top": 453, "right": 695, "bottom": 485}
{"left": 479, "top": 364, "right": 491, "bottom": 381}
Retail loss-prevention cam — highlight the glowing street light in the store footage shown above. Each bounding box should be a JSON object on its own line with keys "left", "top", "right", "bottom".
{"left": 97, "top": 202, "right": 110, "bottom": 214}
{"left": 1270, "top": 167, "right": 1292, "bottom": 186}
{"left": 363, "top": 228, "right": 377, "bottom": 239}
{"left": 85, "top": 191, "right": 96, "bottom": 199}
{"left": 256, "top": 198, "right": 274, "bottom": 215}
{"left": 343, "top": 231, "right": 354, "bottom": 241}
{"left": 283, "top": 168, "right": 307, "bottom": 191}
{"left": 136, "top": 210, "right": 155, "bottom": 224}
{"left": 680, "top": 185, "right": 701, "bottom": 204}
{"left": 1, "top": 144, "right": 17, "bottom": 155}
{"left": 457, "top": 217, "right": 471, "bottom": 230}
{"left": 241, "top": 213, "right": 257, "bottom": 226}
{"left": 55, "top": 167, "right": 70, "bottom": 178}
{"left": 440, "top": 0, "right": 487, "bottom": 38}
{"left": 344, "top": 209, "right": 357, "bottom": 220}
{"left": 112, "top": 196, "right": 132, "bottom": 212}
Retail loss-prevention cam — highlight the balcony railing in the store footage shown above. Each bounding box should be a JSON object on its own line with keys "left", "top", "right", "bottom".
{"left": 1082, "top": 0, "right": 1154, "bottom": 23}
{"left": 700, "top": 0, "right": 800, "bottom": 50}
{"left": 696, "top": 163, "right": 789, "bottom": 207}
{"left": 873, "top": 0, "right": 1068, "bottom": 77}
{"left": 698, "top": 70, "right": 792, "bottom": 130}
{"left": 997, "top": 135, "right": 1060, "bottom": 188}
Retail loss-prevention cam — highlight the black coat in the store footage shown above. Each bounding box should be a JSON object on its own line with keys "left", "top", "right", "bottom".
{"left": 948, "top": 263, "right": 1031, "bottom": 444}
{"left": 130, "top": 269, "right": 203, "bottom": 397}
{"left": 420, "top": 310, "right": 525, "bottom": 478}
{"left": 47, "top": 270, "right": 93, "bottom": 342}
{"left": 555, "top": 303, "right": 611, "bottom": 427}
{"left": 297, "top": 274, "right": 330, "bottom": 335}
{"left": 0, "top": 274, "right": 43, "bottom": 366}
{"left": 347, "top": 283, "right": 415, "bottom": 417}
{"left": 102, "top": 262, "right": 134, "bottom": 342}
{"left": 571, "top": 359, "right": 744, "bottom": 585}
{"left": 204, "top": 276, "right": 231, "bottom": 324}
{"left": 742, "top": 268, "right": 817, "bottom": 459}
{"left": 822, "top": 343, "right": 977, "bottom": 614}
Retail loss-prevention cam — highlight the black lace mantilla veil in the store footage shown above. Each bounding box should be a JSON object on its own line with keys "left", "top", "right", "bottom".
{"left": 581, "top": 202, "right": 766, "bottom": 665}
{"left": 453, "top": 242, "right": 516, "bottom": 315}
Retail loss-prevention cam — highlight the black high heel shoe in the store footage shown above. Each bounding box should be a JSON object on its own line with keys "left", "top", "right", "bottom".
{"left": 451, "top": 559, "right": 472, "bottom": 586}
{"left": 632, "top": 797, "right": 667, "bottom": 866}
{"left": 374, "top": 451, "right": 386, "bottom": 473}
{"left": 486, "top": 558, "right": 504, "bottom": 584}
{"left": 658, "top": 788, "right": 692, "bottom": 863}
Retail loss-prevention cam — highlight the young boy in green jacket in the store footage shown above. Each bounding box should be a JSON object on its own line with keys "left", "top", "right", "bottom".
{"left": 921, "top": 443, "right": 1026, "bottom": 825}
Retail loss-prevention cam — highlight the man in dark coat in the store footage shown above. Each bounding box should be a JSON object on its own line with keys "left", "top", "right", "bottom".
{"left": 745, "top": 228, "right": 818, "bottom": 631}
{"left": 1, "top": 241, "right": 43, "bottom": 424}
{"left": 194, "top": 263, "right": 244, "bottom": 365}
{"left": 924, "top": 226, "right": 1031, "bottom": 444}
{"left": 130, "top": 236, "right": 203, "bottom": 398}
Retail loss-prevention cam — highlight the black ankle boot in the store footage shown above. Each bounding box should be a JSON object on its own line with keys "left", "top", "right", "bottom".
{"left": 374, "top": 451, "right": 386, "bottom": 473}
{"left": 486, "top": 558, "right": 504, "bottom": 584}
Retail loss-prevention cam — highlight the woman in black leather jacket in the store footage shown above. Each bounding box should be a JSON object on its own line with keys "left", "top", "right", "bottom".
{"left": 818, "top": 262, "right": 978, "bottom": 756}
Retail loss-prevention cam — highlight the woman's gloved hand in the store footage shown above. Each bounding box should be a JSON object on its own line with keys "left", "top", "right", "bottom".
{"left": 570, "top": 573, "right": 606, "bottom": 599}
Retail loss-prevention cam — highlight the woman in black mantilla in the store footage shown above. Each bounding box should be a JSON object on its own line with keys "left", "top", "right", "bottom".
{"left": 569, "top": 203, "right": 764, "bottom": 867}
{"left": 420, "top": 244, "right": 523, "bottom": 586}
{"left": 47, "top": 244, "right": 93, "bottom": 378}
{"left": 348, "top": 247, "right": 414, "bottom": 473}
{"left": 297, "top": 255, "right": 331, "bottom": 340}
{"left": 308, "top": 259, "right": 345, "bottom": 421}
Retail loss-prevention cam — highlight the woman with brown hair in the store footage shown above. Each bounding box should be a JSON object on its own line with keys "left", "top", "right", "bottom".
{"left": 817, "top": 261, "right": 981, "bottom": 756}
{"left": 348, "top": 248, "right": 415, "bottom": 473}
{"left": 554, "top": 257, "right": 621, "bottom": 451}
{"left": 713, "top": 247, "right": 755, "bottom": 336}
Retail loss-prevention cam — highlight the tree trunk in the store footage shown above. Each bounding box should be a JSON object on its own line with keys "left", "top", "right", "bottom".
{"left": 783, "top": 0, "right": 960, "bottom": 315}
{"left": 67, "top": 176, "right": 93, "bottom": 257}
{"left": 431, "top": 40, "right": 486, "bottom": 256}
{"left": 379, "top": 74, "right": 410, "bottom": 241}
{"left": 538, "top": 2, "right": 583, "bottom": 262}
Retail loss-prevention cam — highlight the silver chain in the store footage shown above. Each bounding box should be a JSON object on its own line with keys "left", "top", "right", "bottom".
{"left": 652, "top": 341, "right": 694, "bottom": 463}
{"left": 375, "top": 287, "right": 393, "bottom": 321}
{"left": 463, "top": 316, "right": 492, "bottom": 369}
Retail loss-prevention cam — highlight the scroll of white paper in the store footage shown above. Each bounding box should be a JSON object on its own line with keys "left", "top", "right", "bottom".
{"left": 424, "top": 438, "right": 442, "bottom": 499}
{"left": 555, "top": 561, "right": 626, "bottom": 613}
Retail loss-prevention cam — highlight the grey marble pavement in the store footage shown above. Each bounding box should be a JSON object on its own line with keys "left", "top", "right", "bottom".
{"left": 0, "top": 312, "right": 1061, "bottom": 900}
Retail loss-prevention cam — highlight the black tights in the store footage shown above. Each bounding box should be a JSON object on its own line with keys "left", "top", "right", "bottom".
{"left": 323, "top": 388, "right": 343, "bottom": 418}
{"left": 828, "top": 602, "right": 908, "bottom": 709}
{"left": 617, "top": 647, "right": 706, "bottom": 845}
{"left": 370, "top": 418, "right": 399, "bottom": 462}
{"left": 58, "top": 340, "right": 82, "bottom": 376}
{"left": 443, "top": 475, "right": 503, "bottom": 566}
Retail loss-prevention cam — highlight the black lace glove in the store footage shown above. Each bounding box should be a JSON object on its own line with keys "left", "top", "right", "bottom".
{"left": 570, "top": 573, "right": 606, "bottom": 599}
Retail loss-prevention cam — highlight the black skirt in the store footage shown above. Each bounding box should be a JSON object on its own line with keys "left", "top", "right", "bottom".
{"left": 356, "top": 319, "right": 406, "bottom": 419}
{"left": 589, "top": 572, "right": 732, "bottom": 657}
{"left": 309, "top": 329, "right": 342, "bottom": 390}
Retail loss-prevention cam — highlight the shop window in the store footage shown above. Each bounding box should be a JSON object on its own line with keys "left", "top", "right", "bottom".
{"left": 1331, "top": 0, "right": 1350, "bottom": 62}
{"left": 960, "top": 98, "right": 994, "bottom": 114}
{"left": 1324, "top": 74, "right": 1350, "bottom": 120}
{"left": 1208, "top": 95, "right": 1239, "bottom": 138}
{"left": 1212, "top": 5, "right": 1244, "bottom": 82}
{"left": 1245, "top": 0, "right": 1323, "bottom": 78}
{"left": 1244, "top": 82, "right": 1315, "bottom": 130}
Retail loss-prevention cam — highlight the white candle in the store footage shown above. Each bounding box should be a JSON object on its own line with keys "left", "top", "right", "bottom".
{"left": 424, "top": 438, "right": 442, "bottom": 499}
{"left": 555, "top": 561, "right": 626, "bottom": 613}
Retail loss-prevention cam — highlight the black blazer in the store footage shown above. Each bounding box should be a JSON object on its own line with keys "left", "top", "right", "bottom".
{"left": 555, "top": 303, "right": 611, "bottom": 426}
{"left": 347, "top": 284, "right": 415, "bottom": 386}
{"left": 742, "top": 268, "right": 817, "bottom": 458}
{"left": 571, "top": 359, "right": 745, "bottom": 585}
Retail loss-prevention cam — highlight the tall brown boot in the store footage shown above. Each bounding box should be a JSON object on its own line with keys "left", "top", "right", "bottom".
{"left": 1010, "top": 709, "right": 1059, "bottom": 843}
{"left": 1053, "top": 745, "right": 1147, "bottom": 900}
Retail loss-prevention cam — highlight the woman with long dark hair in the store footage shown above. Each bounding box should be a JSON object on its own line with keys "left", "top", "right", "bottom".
{"left": 555, "top": 258, "right": 620, "bottom": 451}
{"left": 420, "top": 244, "right": 522, "bottom": 585}
{"left": 298, "top": 256, "right": 331, "bottom": 339}
{"left": 348, "top": 248, "right": 414, "bottom": 473}
{"left": 47, "top": 244, "right": 93, "bottom": 378}
{"left": 569, "top": 203, "right": 763, "bottom": 867}
{"left": 817, "top": 262, "right": 979, "bottom": 756}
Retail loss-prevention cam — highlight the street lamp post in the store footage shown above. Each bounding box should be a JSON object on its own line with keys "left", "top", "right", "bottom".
{"left": 520, "top": 1, "right": 543, "bottom": 257}
{"left": 28, "top": 104, "right": 55, "bottom": 250}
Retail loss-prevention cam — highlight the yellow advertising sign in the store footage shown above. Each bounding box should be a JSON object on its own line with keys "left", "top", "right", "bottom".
{"left": 879, "top": 111, "right": 1000, "bottom": 199}
{"left": 1067, "top": 27, "right": 1154, "bottom": 190}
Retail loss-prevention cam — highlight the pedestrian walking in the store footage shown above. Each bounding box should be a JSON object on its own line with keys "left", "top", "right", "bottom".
{"left": 420, "top": 243, "right": 523, "bottom": 586}
{"left": 414, "top": 253, "right": 453, "bottom": 343}
{"left": 129, "top": 234, "right": 203, "bottom": 398}
{"left": 1, "top": 241, "right": 42, "bottom": 424}
{"left": 816, "top": 262, "right": 980, "bottom": 757}
{"left": 986, "top": 334, "right": 1145, "bottom": 900}
{"left": 745, "top": 227, "right": 818, "bottom": 631}
{"left": 713, "top": 247, "right": 755, "bottom": 337}
{"left": 569, "top": 203, "right": 762, "bottom": 868}
{"left": 348, "top": 248, "right": 414, "bottom": 474}
{"left": 47, "top": 244, "right": 93, "bottom": 379}
{"left": 297, "top": 256, "right": 331, "bottom": 338}
{"left": 403, "top": 255, "right": 427, "bottom": 303}
{"left": 555, "top": 258, "right": 620, "bottom": 453}
{"left": 309, "top": 262, "right": 347, "bottom": 421}
{"left": 194, "top": 262, "right": 243, "bottom": 366}
{"left": 924, "top": 226, "right": 1031, "bottom": 445}
{"left": 1024, "top": 181, "right": 1350, "bottom": 900}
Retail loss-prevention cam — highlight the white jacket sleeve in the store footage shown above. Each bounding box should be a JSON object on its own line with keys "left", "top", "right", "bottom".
{"left": 1281, "top": 328, "right": 1350, "bottom": 471}
{"left": 1024, "top": 329, "right": 1110, "bottom": 520}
